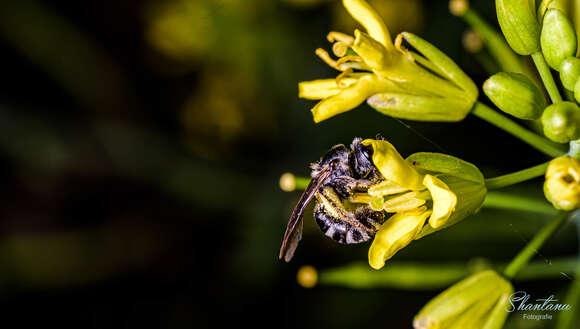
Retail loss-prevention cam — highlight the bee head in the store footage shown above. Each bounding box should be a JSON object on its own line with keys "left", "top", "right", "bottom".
{"left": 349, "top": 138, "right": 375, "bottom": 178}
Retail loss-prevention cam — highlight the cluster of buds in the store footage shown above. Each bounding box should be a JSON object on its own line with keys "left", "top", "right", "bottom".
{"left": 299, "top": 0, "right": 478, "bottom": 123}
{"left": 493, "top": 0, "right": 580, "bottom": 143}
{"left": 493, "top": 0, "right": 580, "bottom": 211}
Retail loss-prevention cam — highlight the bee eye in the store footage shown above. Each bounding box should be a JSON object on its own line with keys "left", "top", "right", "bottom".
{"left": 352, "top": 145, "right": 374, "bottom": 178}
{"left": 361, "top": 148, "right": 371, "bottom": 161}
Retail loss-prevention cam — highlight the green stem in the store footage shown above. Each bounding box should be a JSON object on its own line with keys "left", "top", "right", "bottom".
{"left": 472, "top": 51, "right": 500, "bottom": 75}
{"left": 294, "top": 176, "right": 311, "bottom": 190}
{"left": 555, "top": 261, "right": 580, "bottom": 329}
{"left": 531, "top": 51, "right": 563, "bottom": 103}
{"left": 462, "top": 9, "right": 524, "bottom": 74}
{"left": 471, "top": 102, "right": 565, "bottom": 157}
{"left": 484, "top": 162, "right": 550, "bottom": 189}
{"left": 483, "top": 191, "right": 557, "bottom": 215}
{"left": 316, "top": 257, "right": 579, "bottom": 290}
{"left": 503, "top": 211, "right": 570, "bottom": 279}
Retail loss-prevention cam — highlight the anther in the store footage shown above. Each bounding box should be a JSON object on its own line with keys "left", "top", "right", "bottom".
{"left": 315, "top": 48, "right": 343, "bottom": 71}
{"left": 327, "top": 31, "right": 354, "bottom": 46}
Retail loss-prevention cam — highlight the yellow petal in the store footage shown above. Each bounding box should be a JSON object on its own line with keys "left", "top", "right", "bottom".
{"left": 352, "top": 30, "right": 390, "bottom": 71}
{"left": 342, "top": 0, "right": 392, "bottom": 48}
{"left": 368, "top": 210, "right": 431, "bottom": 270}
{"left": 311, "top": 74, "right": 397, "bottom": 123}
{"left": 544, "top": 158, "right": 580, "bottom": 210}
{"left": 361, "top": 139, "right": 424, "bottom": 190}
{"left": 298, "top": 79, "right": 357, "bottom": 100}
{"left": 544, "top": 156, "right": 580, "bottom": 210}
{"left": 423, "top": 174, "right": 457, "bottom": 228}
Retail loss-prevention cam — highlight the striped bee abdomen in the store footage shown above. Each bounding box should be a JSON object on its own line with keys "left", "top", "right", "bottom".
{"left": 314, "top": 203, "right": 384, "bottom": 244}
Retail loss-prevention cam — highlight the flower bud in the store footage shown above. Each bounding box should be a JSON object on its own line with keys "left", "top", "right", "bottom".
{"left": 544, "top": 156, "right": 580, "bottom": 210}
{"left": 483, "top": 72, "right": 546, "bottom": 120}
{"left": 575, "top": 78, "right": 580, "bottom": 104}
{"left": 559, "top": 57, "right": 580, "bottom": 90}
{"left": 541, "top": 9, "right": 578, "bottom": 70}
{"left": 496, "top": 0, "right": 540, "bottom": 55}
{"left": 413, "top": 270, "right": 513, "bottom": 329}
{"left": 541, "top": 101, "right": 580, "bottom": 143}
{"left": 538, "top": 0, "right": 571, "bottom": 22}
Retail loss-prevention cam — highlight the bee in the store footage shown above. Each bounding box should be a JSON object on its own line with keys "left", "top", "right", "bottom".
{"left": 279, "top": 136, "right": 387, "bottom": 262}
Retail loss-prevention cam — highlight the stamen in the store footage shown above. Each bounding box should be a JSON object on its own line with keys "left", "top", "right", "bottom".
{"left": 368, "top": 180, "right": 408, "bottom": 196}
{"left": 384, "top": 197, "right": 425, "bottom": 213}
{"left": 315, "top": 48, "right": 343, "bottom": 71}
{"left": 337, "top": 56, "right": 363, "bottom": 65}
{"left": 332, "top": 42, "right": 349, "bottom": 58}
{"left": 335, "top": 68, "right": 353, "bottom": 86}
{"left": 394, "top": 34, "right": 403, "bottom": 49}
{"left": 382, "top": 191, "right": 432, "bottom": 213}
{"left": 337, "top": 62, "right": 371, "bottom": 72}
{"left": 349, "top": 193, "right": 372, "bottom": 204}
{"left": 327, "top": 31, "right": 354, "bottom": 46}
{"left": 394, "top": 34, "right": 414, "bottom": 62}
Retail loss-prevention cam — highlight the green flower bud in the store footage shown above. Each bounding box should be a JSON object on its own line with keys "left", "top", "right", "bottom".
{"left": 559, "top": 57, "right": 580, "bottom": 90}
{"left": 414, "top": 270, "right": 513, "bottom": 329}
{"left": 541, "top": 9, "right": 578, "bottom": 70}
{"left": 483, "top": 72, "right": 547, "bottom": 120}
{"left": 541, "top": 101, "right": 580, "bottom": 143}
{"left": 575, "top": 78, "right": 580, "bottom": 103}
{"left": 538, "top": 0, "right": 570, "bottom": 22}
{"left": 496, "top": 0, "right": 540, "bottom": 55}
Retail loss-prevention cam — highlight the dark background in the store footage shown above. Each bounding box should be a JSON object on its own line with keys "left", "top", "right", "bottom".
{"left": 0, "top": 0, "right": 577, "bottom": 328}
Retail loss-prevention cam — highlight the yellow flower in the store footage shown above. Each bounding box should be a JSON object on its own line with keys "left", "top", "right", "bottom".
{"left": 362, "top": 139, "right": 486, "bottom": 269}
{"left": 413, "top": 270, "right": 513, "bottom": 329}
{"left": 544, "top": 156, "right": 580, "bottom": 210}
{"left": 299, "top": 0, "right": 478, "bottom": 123}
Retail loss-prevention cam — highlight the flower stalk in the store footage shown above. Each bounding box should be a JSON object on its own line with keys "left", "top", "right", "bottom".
{"left": 456, "top": 4, "right": 526, "bottom": 74}
{"left": 503, "top": 211, "right": 570, "bottom": 279}
{"left": 314, "top": 257, "right": 580, "bottom": 290}
{"left": 484, "top": 162, "right": 550, "bottom": 190}
{"left": 532, "top": 51, "right": 564, "bottom": 103}
{"left": 483, "top": 191, "right": 557, "bottom": 214}
{"left": 471, "top": 102, "right": 565, "bottom": 157}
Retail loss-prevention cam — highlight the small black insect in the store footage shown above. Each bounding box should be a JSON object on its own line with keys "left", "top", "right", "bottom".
{"left": 279, "top": 136, "right": 388, "bottom": 262}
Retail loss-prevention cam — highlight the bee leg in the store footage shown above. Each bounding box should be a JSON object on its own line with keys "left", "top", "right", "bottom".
{"left": 353, "top": 179, "right": 376, "bottom": 189}
{"left": 330, "top": 176, "right": 358, "bottom": 199}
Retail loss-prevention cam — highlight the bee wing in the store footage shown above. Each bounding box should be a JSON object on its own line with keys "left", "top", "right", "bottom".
{"left": 282, "top": 219, "right": 303, "bottom": 262}
{"left": 279, "top": 166, "right": 331, "bottom": 262}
